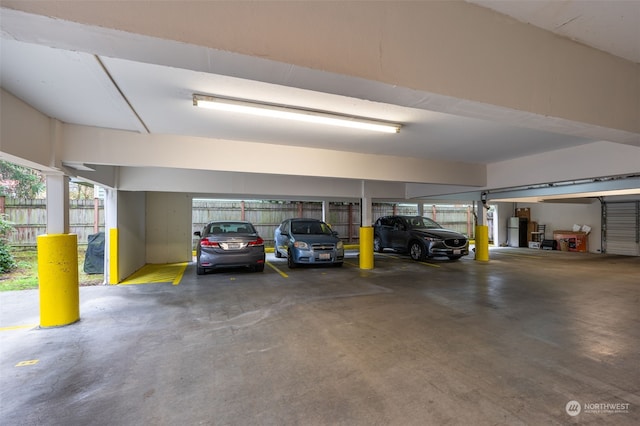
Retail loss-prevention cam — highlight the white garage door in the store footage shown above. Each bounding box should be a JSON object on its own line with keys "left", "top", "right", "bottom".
{"left": 604, "top": 201, "right": 639, "bottom": 256}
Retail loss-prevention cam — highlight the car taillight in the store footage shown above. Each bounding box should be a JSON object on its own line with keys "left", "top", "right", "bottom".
{"left": 200, "top": 238, "right": 220, "bottom": 247}
{"left": 247, "top": 237, "right": 264, "bottom": 246}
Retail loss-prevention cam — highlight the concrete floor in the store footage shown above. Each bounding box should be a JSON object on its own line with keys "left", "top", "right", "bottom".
{"left": 1, "top": 248, "right": 639, "bottom": 425}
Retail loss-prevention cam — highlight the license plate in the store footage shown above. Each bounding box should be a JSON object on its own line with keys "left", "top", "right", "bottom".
{"left": 453, "top": 249, "right": 461, "bottom": 255}
{"left": 319, "top": 253, "right": 331, "bottom": 260}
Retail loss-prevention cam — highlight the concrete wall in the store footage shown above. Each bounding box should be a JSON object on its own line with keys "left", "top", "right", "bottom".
{"left": 117, "top": 191, "right": 146, "bottom": 280}
{"left": 488, "top": 142, "right": 640, "bottom": 190}
{"left": 145, "top": 192, "right": 193, "bottom": 264}
{"left": 60, "top": 126, "right": 486, "bottom": 188}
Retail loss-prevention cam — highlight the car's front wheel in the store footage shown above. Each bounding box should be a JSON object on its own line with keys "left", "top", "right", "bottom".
{"left": 373, "top": 236, "right": 384, "bottom": 253}
{"left": 196, "top": 266, "right": 205, "bottom": 275}
{"left": 287, "top": 250, "right": 297, "bottom": 269}
{"left": 409, "top": 241, "right": 426, "bottom": 261}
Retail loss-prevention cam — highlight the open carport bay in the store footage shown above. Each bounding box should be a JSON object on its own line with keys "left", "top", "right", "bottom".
{"left": 1, "top": 250, "right": 639, "bottom": 425}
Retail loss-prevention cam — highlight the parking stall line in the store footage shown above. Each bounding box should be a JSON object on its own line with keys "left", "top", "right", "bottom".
{"left": 418, "top": 261, "right": 441, "bottom": 268}
{"left": 265, "top": 261, "right": 288, "bottom": 278}
{"left": 375, "top": 252, "right": 441, "bottom": 268}
{"left": 0, "top": 324, "right": 38, "bottom": 332}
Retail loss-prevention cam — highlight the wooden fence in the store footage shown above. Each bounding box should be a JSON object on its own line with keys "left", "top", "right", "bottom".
{"left": 2, "top": 198, "right": 104, "bottom": 247}
{"left": 2, "top": 197, "right": 481, "bottom": 247}
{"left": 192, "top": 200, "right": 479, "bottom": 246}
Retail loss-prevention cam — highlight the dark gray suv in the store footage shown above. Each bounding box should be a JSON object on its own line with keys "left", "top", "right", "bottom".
{"left": 373, "top": 215, "right": 469, "bottom": 261}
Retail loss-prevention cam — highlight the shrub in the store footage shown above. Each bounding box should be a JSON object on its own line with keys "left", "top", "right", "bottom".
{"left": 0, "top": 214, "right": 16, "bottom": 273}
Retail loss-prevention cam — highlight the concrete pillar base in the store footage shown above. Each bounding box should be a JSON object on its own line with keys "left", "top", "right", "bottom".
{"left": 475, "top": 225, "right": 489, "bottom": 262}
{"left": 359, "top": 226, "right": 374, "bottom": 269}
{"left": 37, "top": 234, "right": 79, "bottom": 327}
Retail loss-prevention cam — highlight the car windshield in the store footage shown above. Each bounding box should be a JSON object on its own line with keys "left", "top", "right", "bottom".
{"left": 207, "top": 222, "right": 255, "bottom": 234}
{"left": 406, "top": 217, "right": 442, "bottom": 229}
{"left": 291, "top": 221, "right": 333, "bottom": 235}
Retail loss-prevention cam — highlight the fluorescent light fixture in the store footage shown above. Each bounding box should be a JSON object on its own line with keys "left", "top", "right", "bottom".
{"left": 193, "top": 94, "right": 401, "bottom": 133}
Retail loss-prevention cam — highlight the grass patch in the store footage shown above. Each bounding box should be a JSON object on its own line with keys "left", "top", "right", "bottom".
{"left": 0, "top": 247, "right": 104, "bottom": 292}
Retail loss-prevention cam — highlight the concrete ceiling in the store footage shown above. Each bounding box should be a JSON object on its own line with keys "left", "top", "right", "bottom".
{"left": 0, "top": 38, "right": 597, "bottom": 164}
{"left": 468, "top": 0, "right": 640, "bottom": 64}
{"left": 1, "top": 1, "right": 639, "bottom": 201}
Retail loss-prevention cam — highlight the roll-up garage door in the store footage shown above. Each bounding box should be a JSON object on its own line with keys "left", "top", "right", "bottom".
{"left": 604, "top": 201, "right": 639, "bottom": 256}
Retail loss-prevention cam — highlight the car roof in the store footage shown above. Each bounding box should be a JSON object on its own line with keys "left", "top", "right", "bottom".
{"left": 379, "top": 215, "right": 426, "bottom": 219}
{"left": 206, "top": 220, "right": 252, "bottom": 224}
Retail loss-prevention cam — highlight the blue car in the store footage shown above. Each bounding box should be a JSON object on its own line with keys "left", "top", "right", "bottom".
{"left": 274, "top": 218, "right": 344, "bottom": 268}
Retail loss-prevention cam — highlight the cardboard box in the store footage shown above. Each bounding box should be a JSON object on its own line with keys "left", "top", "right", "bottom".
{"left": 553, "top": 231, "right": 589, "bottom": 252}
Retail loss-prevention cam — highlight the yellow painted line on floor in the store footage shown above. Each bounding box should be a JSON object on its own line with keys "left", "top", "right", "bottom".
{"left": 120, "top": 262, "right": 188, "bottom": 285}
{"left": 16, "top": 359, "right": 39, "bottom": 367}
{"left": 419, "top": 261, "right": 441, "bottom": 268}
{"left": 266, "top": 261, "right": 288, "bottom": 278}
{"left": 0, "top": 324, "right": 38, "bottom": 332}
{"left": 376, "top": 252, "right": 440, "bottom": 268}
{"left": 172, "top": 264, "right": 187, "bottom": 285}
{"left": 376, "top": 252, "right": 399, "bottom": 258}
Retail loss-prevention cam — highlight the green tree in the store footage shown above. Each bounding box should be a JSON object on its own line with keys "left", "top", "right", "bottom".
{"left": 0, "top": 160, "right": 45, "bottom": 198}
{"left": 70, "top": 181, "right": 95, "bottom": 200}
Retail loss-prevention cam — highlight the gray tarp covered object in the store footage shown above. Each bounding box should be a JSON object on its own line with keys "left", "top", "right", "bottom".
{"left": 83, "top": 232, "right": 105, "bottom": 274}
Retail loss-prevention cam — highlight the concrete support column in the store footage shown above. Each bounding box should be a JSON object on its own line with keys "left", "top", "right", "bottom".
{"left": 476, "top": 200, "right": 486, "bottom": 226}
{"left": 475, "top": 197, "right": 489, "bottom": 262}
{"left": 45, "top": 174, "right": 70, "bottom": 234}
{"left": 38, "top": 234, "right": 79, "bottom": 327}
{"left": 417, "top": 203, "right": 424, "bottom": 217}
{"left": 359, "top": 181, "right": 374, "bottom": 269}
{"left": 321, "top": 200, "right": 328, "bottom": 223}
{"left": 104, "top": 188, "right": 118, "bottom": 284}
{"left": 359, "top": 226, "right": 374, "bottom": 269}
{"left": 38, "top": 173, "right": 79, "bottom": 327}
{"left": 360, "top": 181, "right": 372, "bottom": 227}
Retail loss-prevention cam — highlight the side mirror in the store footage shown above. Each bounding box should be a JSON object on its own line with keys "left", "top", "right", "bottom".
{"left": 332, "top": 231, "right": 339, "bottom": 237}
{"left": 194, "top": 231, "right": 201, "bottom": 237}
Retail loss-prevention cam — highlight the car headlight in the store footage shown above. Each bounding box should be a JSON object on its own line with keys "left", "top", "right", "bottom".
{"left": 294, "top": 241, "right": 309, "bottom": 249}
{"left": 423, "top": 236, "right": 443, "bottom": 242}
{"left": 336, "top": 241, "right": 344, "bottom": 249}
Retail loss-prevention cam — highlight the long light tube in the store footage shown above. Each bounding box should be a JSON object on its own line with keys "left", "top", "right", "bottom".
{"left": 193, "top": 94, "right": 401, "bottom": 133}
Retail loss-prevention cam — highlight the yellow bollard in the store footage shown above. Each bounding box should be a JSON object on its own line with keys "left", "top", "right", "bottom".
{"left": 37, "top": 234, "right": 80, "bottom": 327}
{"left": 475, "top": 225, "right": 490, "bottom": 262}
{"left": 109, "top": 228, "right": 119, "bottom": 285}
{"left": 359, "top": 226, "right": 374, "bottom": 270}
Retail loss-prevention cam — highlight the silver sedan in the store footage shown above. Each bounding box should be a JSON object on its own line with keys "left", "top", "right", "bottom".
{"left": 194, "top": 221, "right": 265, "bottom": 274}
